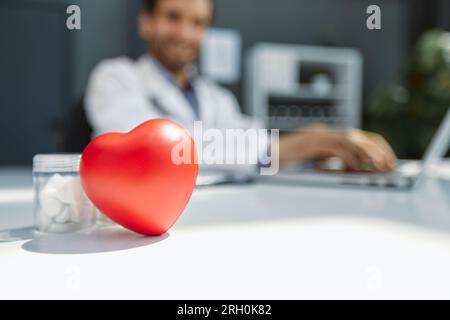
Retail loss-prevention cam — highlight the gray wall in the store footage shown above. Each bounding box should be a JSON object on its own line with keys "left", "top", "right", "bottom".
{"left": 0, "top": 0, "right": 130, "bottom": 165}
{"left": 1, "top": 0, "right": 72, "bottom": 165}
{"left": 70, "top": 0, "right": 129, "bottom": 99}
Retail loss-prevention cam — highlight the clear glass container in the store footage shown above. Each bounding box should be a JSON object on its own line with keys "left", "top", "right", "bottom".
{"left": 33, "top": 154, "right": 96, "bottom": 233}
{"left": 96, "top": 210, "right": 115, "bottom": 226}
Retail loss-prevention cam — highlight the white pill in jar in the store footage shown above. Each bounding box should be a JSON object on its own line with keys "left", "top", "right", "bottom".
{"left": 33, "top": 154, "right": 96, "bottom": 233}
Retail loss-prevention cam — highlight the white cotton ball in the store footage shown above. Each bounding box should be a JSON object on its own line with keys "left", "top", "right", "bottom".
{"left": 39, "top": 174, "right": 70, "bottom": 218}
{"left": 69, "top": 204, "right": 81, "bottom": 223}
{"left": 39, "top": 188, "right": 64, "bottom": 218}
{"left": 57, "top": 177, "right": 78, "bottom": 204}
{"left": 53, "top": 205, "right": 71, "bottom": 224}
{"left": 38, "top": 174, "right": 96, "bottom": 231}
{"left": 44, "top": 174, "right": 69, "bottom": 192}
{"left": 56, "top": 176, "right": 85, "bottom": 205}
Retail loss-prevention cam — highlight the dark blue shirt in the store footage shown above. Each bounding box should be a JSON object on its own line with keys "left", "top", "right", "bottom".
{"left": 150, "top": 56, "right": 200, "bottom": 119}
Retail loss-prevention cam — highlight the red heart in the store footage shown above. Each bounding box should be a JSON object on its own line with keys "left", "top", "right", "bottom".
{"left": 80, "top": 119, "right": 198, "bottom": 236}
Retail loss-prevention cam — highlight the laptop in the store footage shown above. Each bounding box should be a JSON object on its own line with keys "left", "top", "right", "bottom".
{"left": 261, "top": 107, "right": 450, "bottom": 189}
{"left": 195, "top": 169, "right": 254, "bottom": 187}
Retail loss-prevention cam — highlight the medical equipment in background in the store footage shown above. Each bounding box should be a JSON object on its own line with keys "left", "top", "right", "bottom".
{"left": 245, "top": 44, "right": 363, "bottom": 131}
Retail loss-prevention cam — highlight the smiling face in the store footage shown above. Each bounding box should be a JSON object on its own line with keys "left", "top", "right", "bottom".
{"left": 139, "top": 0, "right": 213, "bottom": 72}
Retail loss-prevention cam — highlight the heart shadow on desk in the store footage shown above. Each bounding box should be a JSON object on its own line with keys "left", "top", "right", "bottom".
{"left": 21, "top": 226, "right": 169, "bottom": 255}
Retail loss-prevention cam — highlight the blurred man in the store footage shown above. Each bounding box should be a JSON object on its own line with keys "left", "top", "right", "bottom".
{"left": 85, "top": 0, "right": 396, "bottom": 172}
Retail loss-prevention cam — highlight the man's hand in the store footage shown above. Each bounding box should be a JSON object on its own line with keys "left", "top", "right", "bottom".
{"left": 278, "top": 124, "right": 397, "bottom": 172}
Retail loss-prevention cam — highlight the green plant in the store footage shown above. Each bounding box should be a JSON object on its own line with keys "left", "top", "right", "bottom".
{"left": 365, "top": 29, "right": 450, "bottom": 159}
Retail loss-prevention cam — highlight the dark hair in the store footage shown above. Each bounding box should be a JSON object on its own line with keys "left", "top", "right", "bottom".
{"left": 143, "top": 0, "right": 157, "bottom": 12}
{"left": 143, "top": 0, "right": 214, "bottom": 13}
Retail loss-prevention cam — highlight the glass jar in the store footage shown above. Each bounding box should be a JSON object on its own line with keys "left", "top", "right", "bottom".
{"left": 33, "top": 154, "right": 96, "bottom": 233}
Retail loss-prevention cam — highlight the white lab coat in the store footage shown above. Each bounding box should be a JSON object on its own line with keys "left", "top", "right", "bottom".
{"left": 85, "top": 55, "right": 265, "bottom": 173}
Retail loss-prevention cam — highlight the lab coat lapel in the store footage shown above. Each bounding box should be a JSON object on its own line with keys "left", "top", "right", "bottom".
{"left": 193, "top": 79, "right": 217, "bottom": 128}
{"left": 137, "top": 56, "right": 197, "bottom": 125}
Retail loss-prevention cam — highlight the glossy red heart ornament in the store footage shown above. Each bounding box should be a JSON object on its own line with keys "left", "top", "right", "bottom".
{"left": 80, "top": 119, "right": 198, "bottom": 236}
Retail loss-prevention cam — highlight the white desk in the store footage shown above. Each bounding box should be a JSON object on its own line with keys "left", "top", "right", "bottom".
{"left": 1, "top": 167, "right": 450, "bottom": 299}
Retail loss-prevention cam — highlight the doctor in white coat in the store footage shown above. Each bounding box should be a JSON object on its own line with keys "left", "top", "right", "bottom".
{"left": 85, "top": 0, "right": 396, "bottom": 172}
